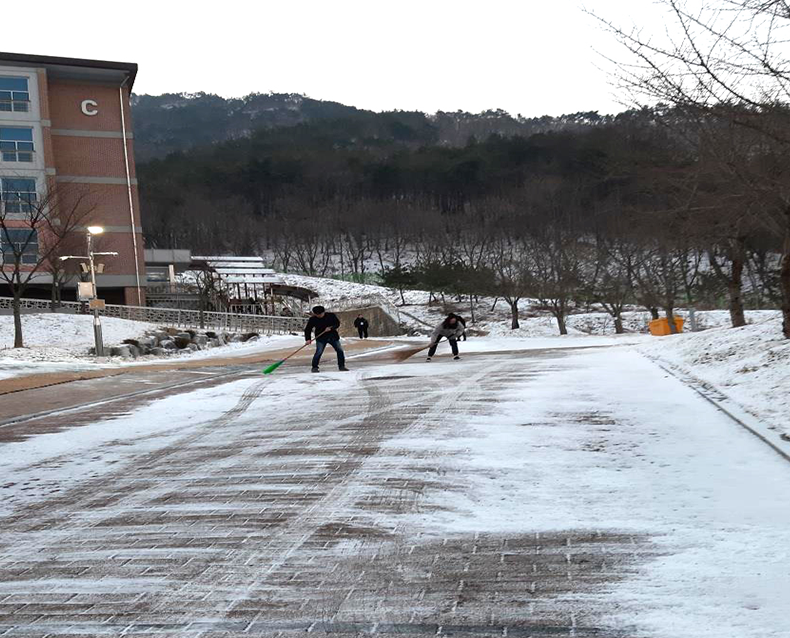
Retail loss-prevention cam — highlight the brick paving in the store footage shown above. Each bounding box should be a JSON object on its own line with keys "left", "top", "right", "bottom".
{"left": 0, "top": 348, "right": 657, "bottom": 637}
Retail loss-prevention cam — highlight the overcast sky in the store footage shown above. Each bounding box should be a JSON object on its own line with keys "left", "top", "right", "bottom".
{"left": 3, "top": 0, "right": 667, "bottom": 117}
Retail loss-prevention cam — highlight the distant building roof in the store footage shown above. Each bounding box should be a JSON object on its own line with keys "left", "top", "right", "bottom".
{"left": 190, "top": 255, "right": 287, "bottom": 286}
{"left": 144, "top": 249, "right": 192, "bottom": 267}
{"left": 0, "top": 51, "right": 138, "bottom": 89}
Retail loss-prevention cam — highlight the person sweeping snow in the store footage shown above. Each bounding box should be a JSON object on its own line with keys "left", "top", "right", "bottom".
{"left": 304, "top": 306, "right": 349, "bottom": 373}
{"left": 426, "top": 314, "right": 465, "bottom": 361}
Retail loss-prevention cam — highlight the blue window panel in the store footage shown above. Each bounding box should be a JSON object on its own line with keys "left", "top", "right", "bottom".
{"left": 0, "top": 128, "right": 33, "bottom": 141}
{"left": 16, "top": 142, "right": 33, "bottom": 151}
{"left": 0, "top": 91, "right": 11, "bottom": 100}
{"left": 1, "top": 227, "right": 38, "bottom": 263}
{"left": 4, "top": 229, "right": 36, "bottom": 243}
{"left": 2, "top": 178, "right": 36, "bottom": 191}
{"left": 0, "top": 178, "right": 37, "bottom": 213}
{"left": 0, "top": 77, "right": 28, "bottom": 91}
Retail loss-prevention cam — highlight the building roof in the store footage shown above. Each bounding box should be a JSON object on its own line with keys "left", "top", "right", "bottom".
{"left": 0, "top": 51, "right": 138, "bottom": 89}
{"left": 190, "top": 255, "right": 287, "bottom": 287}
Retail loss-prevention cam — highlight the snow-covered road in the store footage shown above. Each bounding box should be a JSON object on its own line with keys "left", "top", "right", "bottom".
{"left": 0, "top": 343, "right": 787, "bottom": 637}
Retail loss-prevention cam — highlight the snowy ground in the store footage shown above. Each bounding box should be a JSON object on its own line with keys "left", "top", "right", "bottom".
{"left": 285, "top": 274, "right": 790, "bottom": 439}
{"left": 0, "top": 344, "right": 787, "bottom": 637}
{"left": 283, "top": 272, "right": 779, "bottom": 337}
{"left": 3, "top": 278, "right": 788, "bottom": 449}
{"left": 637, "top": 314, "right": 790, "bottom": 438}
{"left": 0, "top": 313, "right": 303, "bottom": 381}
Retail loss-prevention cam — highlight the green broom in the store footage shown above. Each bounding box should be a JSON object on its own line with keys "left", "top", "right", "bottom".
{"left": 262, "top": 329, "right": 330, "bottom": 374}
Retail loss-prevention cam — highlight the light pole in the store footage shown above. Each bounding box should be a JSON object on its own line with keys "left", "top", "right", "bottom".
{"left": 86, "top": 226, "right": 104, "bottom": 355}
{"left": 61, "top": 226, "right": 118, "bottom": 357}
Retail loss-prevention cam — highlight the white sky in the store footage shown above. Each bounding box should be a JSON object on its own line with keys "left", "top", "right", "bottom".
{"left": 2, "top": 0, "right": 668, "bottom": 117}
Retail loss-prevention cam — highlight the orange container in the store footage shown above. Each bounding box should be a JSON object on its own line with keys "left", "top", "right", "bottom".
{"left": 648, "top": 317, "right": 684, "bottom": 336}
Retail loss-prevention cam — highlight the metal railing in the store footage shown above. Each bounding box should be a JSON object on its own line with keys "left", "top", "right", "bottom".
{"left": 0, "top": 297, "right": 305, "bottom": 335}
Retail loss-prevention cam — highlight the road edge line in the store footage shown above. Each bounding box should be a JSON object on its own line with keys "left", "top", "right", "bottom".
{"left": 640, "top": 352, "right": 790, "bottom": 464}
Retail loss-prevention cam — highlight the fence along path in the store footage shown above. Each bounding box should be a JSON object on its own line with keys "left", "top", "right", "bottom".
{"left": 0, "top": 297, "right": 304, "bottom": 335}
{"left": 0, "top": 295, "right": 399, "bottom": 336}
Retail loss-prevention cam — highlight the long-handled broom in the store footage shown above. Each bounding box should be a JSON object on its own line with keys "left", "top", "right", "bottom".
{"left": 393, "top": 341, "right": 434, "bottom": 362}
{"left": 262, "top": 328, "right": 330, "bottom": 374}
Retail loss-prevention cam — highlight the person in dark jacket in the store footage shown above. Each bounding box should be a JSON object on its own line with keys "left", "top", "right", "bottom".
{"left": 426, "top": 314, "right": 465, "bottom": 361}
{"left": 353, "top": 314, "right": 369, "bottom": 339}
{"left": 304, "top": 306, "right": 349, "bottom": 373}
{"left": 453, "top": 313, "right": 468, "bottom": 341}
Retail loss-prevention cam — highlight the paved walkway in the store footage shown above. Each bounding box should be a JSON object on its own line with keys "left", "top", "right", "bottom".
{"left": 0, "top": 344, "right": 788, "bottom": 637}
{"left": 0, "top": 339, "right": 393, "bottom": 421}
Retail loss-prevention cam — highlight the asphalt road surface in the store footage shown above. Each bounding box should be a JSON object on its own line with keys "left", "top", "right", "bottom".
{"left": 0, "top": 342, "right": 787, "bottom": 638}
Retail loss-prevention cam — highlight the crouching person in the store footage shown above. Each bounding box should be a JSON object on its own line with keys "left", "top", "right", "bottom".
{"left": 426, "top": 314, "right": 465, "bottom": 361}
{"left": 304, "top": 305, "right": 349, "bottom": 373}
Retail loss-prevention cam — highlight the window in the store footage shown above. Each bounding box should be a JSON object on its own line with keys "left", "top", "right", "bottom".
{"left": 0, "top": 178, "right": 37, "bottom": 214}
{"left": 0, "top": 77, "right": 30, "bottom": 113}
{"left": 1, "top": 228, "right": 38, "bottom": 265}
{"left": 0, "top": 127, "right": 34, "bottom": 162}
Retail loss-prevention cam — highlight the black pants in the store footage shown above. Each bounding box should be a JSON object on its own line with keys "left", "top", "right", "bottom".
{"left": 428, "top": 337, "right": 458, "bottom": 357}
{"left": 357, "top": 327, "right": 368, "bottom": 339}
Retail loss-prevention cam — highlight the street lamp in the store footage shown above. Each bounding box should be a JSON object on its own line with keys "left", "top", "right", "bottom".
{"left": 61, "top": 225, "right": 118, "bottom": 356}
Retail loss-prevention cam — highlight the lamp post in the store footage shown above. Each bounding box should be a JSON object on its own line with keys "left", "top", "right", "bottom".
{"left": 61, "top": 226, "right": 118, "bottom": 357}
{"left": 86, "top": 226, "right": 104, "bottom": 355}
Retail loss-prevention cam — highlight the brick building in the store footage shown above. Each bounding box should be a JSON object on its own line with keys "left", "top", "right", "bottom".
{"left": 0, "top": 52, "right": 145, "bottom": 305}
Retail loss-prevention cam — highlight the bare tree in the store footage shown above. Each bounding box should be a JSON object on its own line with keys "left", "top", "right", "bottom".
{"left": 589, "top": 234, "right": 636, "bottom": 334}
{"left": 43, "top": 231, "right": 83, "bottom": 311}
{"left": 592, "top": 0, "right": 790, "bottom": 336}
{"left": 490, "top": 235, "right": 531, "bottom": 330}
{"left": 526, "top": 226, "right": 586, "bottom": 336}
{"left": 1, "top": 181, "right": 94, "bottom": 347}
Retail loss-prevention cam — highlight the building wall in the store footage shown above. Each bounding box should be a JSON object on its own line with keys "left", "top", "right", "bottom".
{"left": 334, "top": 306, "right": 401, "bottom": 337}
{"left": 0, "top": 63, "right": 145, "bottom": 304}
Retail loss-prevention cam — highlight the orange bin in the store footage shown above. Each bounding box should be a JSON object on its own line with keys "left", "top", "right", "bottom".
{"left": 648, "top": 317, "right": 684, "bottom": 336}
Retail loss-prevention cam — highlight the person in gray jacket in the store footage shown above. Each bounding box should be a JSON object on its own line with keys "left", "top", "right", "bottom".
{"left": 426, "top": 314, "right": 464, "bottom": 361}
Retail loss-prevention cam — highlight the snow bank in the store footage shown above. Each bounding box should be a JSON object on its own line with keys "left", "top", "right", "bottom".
{"left": 0, "top": 313, "right": 157, "bottom": 378}
{"left": 0, "top": 312, "right": 303, "bottom": 381}
{"left": 636, "top": 315, "right": 790, "bottom": 436}
{"left": 282, "top": 273, "right": 393, "bottom": 301}
{"left": 0, "top": 312, "right": 153, "bottom": 352}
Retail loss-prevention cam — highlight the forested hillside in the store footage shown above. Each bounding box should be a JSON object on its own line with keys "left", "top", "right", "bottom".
{"left": 130, "top": 91, "right": 610, "bottom": 161}
{"left": 136, "top": 101, "right": 787, "bottom": 338}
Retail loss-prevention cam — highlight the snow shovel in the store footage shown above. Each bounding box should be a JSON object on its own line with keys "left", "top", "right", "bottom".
{"left": 262, "top": 328, "right": 330, "bottom": 374}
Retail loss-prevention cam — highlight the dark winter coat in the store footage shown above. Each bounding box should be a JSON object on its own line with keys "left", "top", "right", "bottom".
{"left": 353, "top": 317, "right": 369, "bottom": 329}
{"left": 304, "top": 313, "right": 341, "bottom": 343}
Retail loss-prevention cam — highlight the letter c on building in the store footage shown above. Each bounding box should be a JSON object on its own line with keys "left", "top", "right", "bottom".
{"left": 81, "top": 99, "right": 99, "bottom": 116}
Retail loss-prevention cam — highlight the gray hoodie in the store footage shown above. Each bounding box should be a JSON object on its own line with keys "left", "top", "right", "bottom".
{"left": 431, "top": 319, "right": 465, "bottom": 342}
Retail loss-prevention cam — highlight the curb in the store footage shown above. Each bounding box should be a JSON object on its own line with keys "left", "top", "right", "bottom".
{"left": 641, "top": 353, "right": 790, "bottom": 464}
